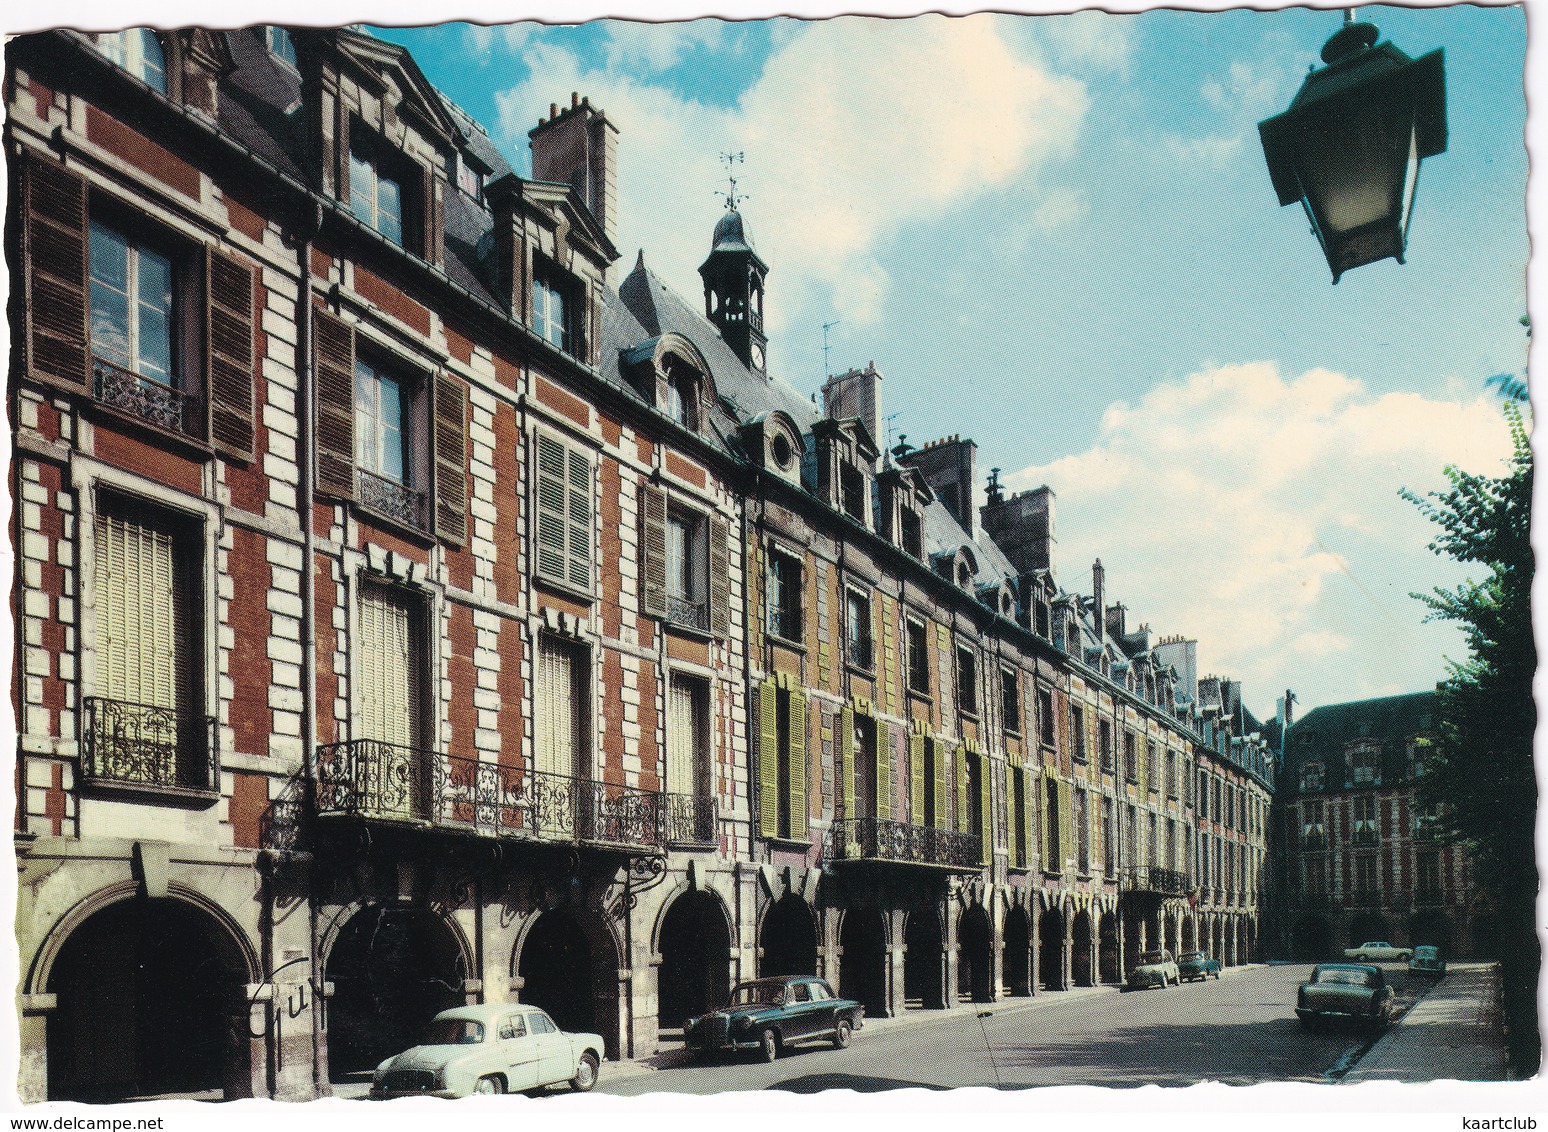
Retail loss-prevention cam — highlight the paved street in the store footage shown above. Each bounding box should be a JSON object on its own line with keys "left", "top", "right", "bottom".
{"left": 593, "top": 964, "right": 1432, "bottom": 1095}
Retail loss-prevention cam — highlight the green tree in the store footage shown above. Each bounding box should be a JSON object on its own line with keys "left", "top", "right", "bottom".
{"left": 1402, "top": 399, "right": 1537, "bottom": 1074}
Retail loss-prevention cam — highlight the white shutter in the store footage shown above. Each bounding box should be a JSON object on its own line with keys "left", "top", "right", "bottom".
{"left": 95, "top": 510, "right": 177, "bottom": 709}
{"left": 358, "top": 584, "right": 420, "bottom": 748}
{"left": 566, "top": 447, "right": 592, "bottom": 589}
{"left": 668, "top": 674, "right": 694, "bottom": 794}
{"left": 534, "top": 433, "right": 594, "bottom": 591}
{"left": 537, "top": 635, "right": 588, "bottom": 779}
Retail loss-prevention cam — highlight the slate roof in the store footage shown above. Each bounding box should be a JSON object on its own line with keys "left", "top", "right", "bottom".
{"left": 1279, "top": 691, "right": 1437, "bottom": 796}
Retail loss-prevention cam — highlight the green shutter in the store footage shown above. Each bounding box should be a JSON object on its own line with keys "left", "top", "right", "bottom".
{"left": 979, "top": 755, "right": 993, "bottom": 866}
{"left": 788, "top": 688, "right": 808, "bottom": 835}
{"left": 933, "top": 741, "right": 948, "bottom": 830}
{"left": 1039, "top": 776, "right": 1052, "bottom": 868}
{"left": 757, "top": 680, "right": 779, "bottom": 839}
{"left": 1023, "top": 767, "right": 1037, "bottom": 869}
{"left": 640, "top": 485, "right": 666, "bottom": 618}
{"left": 708, "top": 515, "right": 730, "bottom": 637}
{"left": 1059, "top": 780, "right": 1073, "bottom": 872}
{"left": 910, "top": 731, "right": 925, "bottom": 824}
{"left": 874, "top": 717, "right": 891, "bottom": 820}
{"left": 956, "top": 746, "right": 970, "bottom": 833}
{"left": 840, "top": 705, "right": 856, "bottom": 821}
{"left": 1004, "top": 764, "right": 1018, "bottom": 865}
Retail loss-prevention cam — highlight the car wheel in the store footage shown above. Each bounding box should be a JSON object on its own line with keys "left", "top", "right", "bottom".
{"left": 758, "top": 1028, "right": 780, "bottom": 1063}
{"left": 474, "top": 1075, "right": 506, "bottom": 1095}
{"left": 569, "top": 1052, "right": 599, "bottom": 1093}
{"left": 832, "top": 1020, "right": 852, "bottom": 1050}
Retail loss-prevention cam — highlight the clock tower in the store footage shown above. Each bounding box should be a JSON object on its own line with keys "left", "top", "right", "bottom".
{"left": 698, "top": 206, "right": 769, "bottom": 375}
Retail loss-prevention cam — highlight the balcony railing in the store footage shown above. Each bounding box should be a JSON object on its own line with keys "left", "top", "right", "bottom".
{"left": 81, "top": 695, "right": 218, "bottom": 791}
{"left": 1120, "top": 865, "right": 1192, "bottom": 897}
{"left": 666, "top": 595, "right": 709, "bottom": 632}
{"left": 1351, "top": 826, "right": 1380, "bottom": 847}
{"left": 827, "top": 817, "right": 982, "bottom": 871}
{"left": 664, "top": 793, "right": 717, "bottom": 844}
{"left": 94, "top": 358, "right": 200, "bottom": 437}
{"left": 357, "top": 469, "right": 429, "bottom": 532}
{"left": 314, "top": 739, "right": 665, "bottom": 850}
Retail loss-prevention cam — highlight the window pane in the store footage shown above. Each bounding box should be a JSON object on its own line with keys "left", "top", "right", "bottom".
{"left": 136, "top": 29, "right": 166, "bottom": 93}
{"left": 135, "top": 246, "right": 174, "bottom": 384}
{"left": 666, "top": 515, "right": 691, "bottom": 599}
{"left": 350, "top": 151, "right": 375, "bottom": 226}
{"left": 376, "top": 172, "right": 403, "bottom": 245}
{"left": 89, "top": 223, "right": 132, "bottom": 369}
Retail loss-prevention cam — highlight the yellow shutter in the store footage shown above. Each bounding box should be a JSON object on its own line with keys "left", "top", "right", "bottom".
{"left": 874, "top": 716, "right": 891, "bottom": 820}
{"left": 359, "top": 584, "right": 419, "bottom": 750}
{"left": 1022, "top": 766, "right": 1037, "bottom": 870}
{"left": 757, "top": 680, "right": 779, "bottom": 839}
{"left": 840, "top": 705, "right": 856, "bottom": 821}
{"left": 933, "top": 741, "right": 948, "bottom": 830}
{"left": 95, "top": 510, "right": 177, "bottom": 709}
{"left": 787, "top": 688, "right": 808, "bottom": 835}
{"left": 910, "top": 731, "right": 925, "bottom": 824}
{"left": 1004, "top": 764, "right": 1018, "bottom": 866}
{"left": 978, "top": 754, "right": 993, "bottom": 866}
{"left": 955, "top": 745, "right": 969, "bottom": 832}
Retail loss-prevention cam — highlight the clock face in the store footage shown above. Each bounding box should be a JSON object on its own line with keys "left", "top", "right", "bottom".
{"left": 751, "top": 342, "right": 765, "bottom": 369}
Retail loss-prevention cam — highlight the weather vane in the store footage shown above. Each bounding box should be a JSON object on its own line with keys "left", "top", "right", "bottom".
{"left": 716, "top": 152, "right": 747, "bottom": 211}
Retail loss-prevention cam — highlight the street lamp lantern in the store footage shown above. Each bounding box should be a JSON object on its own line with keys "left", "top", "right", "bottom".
{"left": 1257, "top": 15, "right": 1446, "bottom": 283}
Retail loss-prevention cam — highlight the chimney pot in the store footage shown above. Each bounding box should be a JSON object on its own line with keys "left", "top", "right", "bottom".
{"left": 550, "top": 102, "right": 558, "bottom": 118}
{"left": 572, "top": 91, "right": 580, "bottom": 106}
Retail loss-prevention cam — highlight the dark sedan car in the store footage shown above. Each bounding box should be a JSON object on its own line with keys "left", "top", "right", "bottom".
{"left": 1177, "top": 950, "right": 1221, "bottom": 982}
{"left": 684, "top": 975, "right": 864, "bottom": 1062}
{"left": 1296, "top": 963, "right": 1395, "bottom": 1032}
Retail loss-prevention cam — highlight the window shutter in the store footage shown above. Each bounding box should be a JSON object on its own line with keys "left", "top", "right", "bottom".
{"left": 432, "top": 373, "right": 467, "bottom": 544}
{"left": 639, "top": 484, "right": 667, "bottom": 617}
{"left": 874, "top": 717, "right": 891, "bottom": 821}
{"left": 565, "top": 447, "right": 592, "bottom": 590}
{"left": 23, "top": 157, "right": 89, "bottom": 391}
{"left": 313, "top": 308, "right": 357, "bottom": 500}
{"left": 956, "top": 746, "right": 970, "bottom": 833}
{"left": 787, "top": 688, "right": 808, "bottom": 835}
{"left": 757, "top": 681, "right": 779, "bottom": 839}
{"left": 1038, "top": 777, "right": 1051, "bottom": 869}
{"left": 978, "top": 755, "right": 993, "bottom": 866}
{"left": 1021, "top": 768, "right": 1035, "bottom": 870}
{"left": 839, "top": 706, "right": 856, "bottom": 821}
{"left": 1004, "top": 764, "right": 1017, "bottom": 865}
{"left": 205, "top": 247, "right": 255, "bottom": 461}
{"left": 708, "top": 515, "right": 730, "bottom": 637}
{"left": 94, "top": 509, "right": 177, "bottom": 709}
{"left": 422, "top": 165, "right": 444, "bottom": 266}
{"left": 1059, "top": 781, "right": 1073, "bottom": 872}
{"left": 910, "top": 731, "right": 925, "bottom": 824}
{"left": 933, "top": 741, "right": 948, "bottom": 830}
{"left": 535, "top": 433, "right": 569, "bottom": 584}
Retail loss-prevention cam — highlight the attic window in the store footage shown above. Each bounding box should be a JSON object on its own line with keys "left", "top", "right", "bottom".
{"left": 350, "top": 130, "right": 412, "bottom": 247}
{"left": 900, "top": 509, "right": 923, "bottom": 559}
{"left": 457, "top": 158, "right": 484, "bottom": 202}
{"left": 770, "top": 432, "right": 794, "bottom": 470}
{"left": 532, "top": 267, "right": 576, "bottom": 355}
{"left": 840, "top": 465, "right": 867, "bottom": 524}
{"left": 956, "top": 558, "right": 971, "bottom": 588}
{"left": 666, "top": 367, "right": 698, "bottom": 430}
{"left": 266, "top": 26, "right": 298, "bottom": 70}
{"left": 98, "top": 29, "right": 166, "bottom": 93}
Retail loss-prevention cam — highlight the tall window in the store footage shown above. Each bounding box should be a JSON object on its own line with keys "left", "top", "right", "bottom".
{"left": 1011, "top": 772, "right": 1029, "bottom": 868}
{"left": 1103, "top": 797, "right": 1116, "bottom": 877}
{"left": 840, "top": 465, "right": 867, "bottom": 524}
{"left": 1099, "top": 718, "right": 1113, "bottom": 774}
{"left": 1123, "top": 731, "right": 1137, "bottom": 782}
{"left": 1348, "top": 743, "right": 1380, "bottom": 786}
{"left": 665, "top": 506, "right": 706, "bottom": 627}
{"left": 1148, "top": 811, "right": 1158, "bottom": 869}
{"left": 358, "top": 584, "right": 424, "bottom": 751}
{"left": 532, "top": 272, "right": 572, "bottom": 353}
{"left": 906, "top": 620, "right": 929, "bottom": 694}
{"left": 1001, "top": 669, "right": 1020, "bottom": 733}
{"left": 1070, "top": 704, "right": 1086, "bottom": 762}
{"left": 1353, "top": 854, "right": 1378, "bottom": 898}
{"left": 767, "top": 551, "right": 802, "bottom": 643}
{"left": 846, "top": 590, "right": 872, "bottom": 669}
{"left": 665, "top": 369, "right": 697, "bottom": 429}
{"left": 957, "top": 647, "right": 978, "bottom": 715}
{"left": 1166, "top": 749, "right": 1178, "bottom": 798}
{"left": 537, "top": 634, "right": 589, "bottom": 781}
{"left": 1125, "top": 805, "right": 1137, "bottom": 869}
{"left": 1037, "top": 689, "right": 1055, "bottom": 747}
{"left": 1145, "top": 739, "right": 1158, "bottom": 792}
{"left": 354, "top": 357, "right": 409, "bottom": 484}
{"left": 757, "top": 683, "right": 807, "bottom": 841}
{"left": 1301, "top": 799, "right": 1325, "bottom": 847}
{"left": 899, "top": 509, "right": 923, "bottom": 559}
{"left": 1074, "top": 787, "right": 1090, "bottom": 875}
{"left": 90, "top": 220, "right": 175, "bottom": 388}
{"left": 533, "top": 433, "right": 593, "bottom": 593}
{"left": 667, "top": 673, "right": 710, "bottom": 799}
{"left": 1045, "top": 781, "right": 1062, "bottom": 869}
{"left": 98, "top": 29, "right": 166, "bottom": 92}
{"left": 1416, "top": 850, "right": 1441, "bottom": 897}
{"left": 350, "top": 140, "right": 404, "bottom": 245}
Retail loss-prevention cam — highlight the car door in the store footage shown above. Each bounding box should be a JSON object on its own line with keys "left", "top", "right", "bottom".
{"left": 528, "top": 1009, "right": 572, "bottom": 1085}
{"left": 780, "top": 980, "right": 814, "bottom": 1043}
{"left": 807, "top": 979, "right": 839, "bottom": 1037}
{"left": 496, "top": 1012, "right": 541, "bottom": 1092}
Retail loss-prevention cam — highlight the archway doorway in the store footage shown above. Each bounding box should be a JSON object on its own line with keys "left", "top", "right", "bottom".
{"left": 838, "top": 909, "right": 889, "bottom": 1018}
{"left": 1038, "top": 907, "right": 1065, "bottom": 991}
{"left": 1348, "top": 913, "right": 1388, "bottom": 952}
{"left": 1071, "top": 910, "right": 1094, "bottom": 987}
{"left": 1002, "top": 907, "right": 1032, "bottom": 996}
{"left": 47, "top": 897, "right": 248, "bottom": 1101}
{"left": 903, "top": 910, "right": 945, "bottom": 1009}
{"left": 517, "top": 908, "right": 620, "bottom": 1058}
{"left": 1098, "top": 912, "right": 1121, "bottom": 983}
{"left": 1163, "top": 912, "right": 1179, "bottom": 957}
{"left": 1410, "top": 911, "right": 1452, "bottom": 956}
{"left": 1122, "top": 910, "right": 1142, "bottom": 974}
{"left": 1181, "top": 915, "right": 1197, "bottom": 955}
{"left": 761, "top": 895, "right": 818, "bottom": 977}
{"left": 658, "top": 891, "right": 732, "bottom": 1032}
{"left": 327, "top": 905, "right": 467, "bottom": 1079}
{"left": 957, "top": 904, "right": 994, "bottom": 1003}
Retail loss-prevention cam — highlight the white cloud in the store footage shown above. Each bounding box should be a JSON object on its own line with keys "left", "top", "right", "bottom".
{"left": 492, "top": 15, "right": 1087, "bottom": 344}
{"left": 599, "top": 18, "right": 738, "bottom": 74}
{"left": 1005, "top": 362, "right": 1515, "bottom": 712}
{"left": 1033, "top": 186, "right": 1089, "bottom": 231}
{"left": 1039, "top": 10, "right": 1136, "bottom": 78}
{"left": 462, "top": 22, "right": 535, "bottom": 66}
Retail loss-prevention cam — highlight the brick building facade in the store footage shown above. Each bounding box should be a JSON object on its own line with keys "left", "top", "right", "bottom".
{"left": 8, "top": 24, "right": 1272, "bottom": 1102}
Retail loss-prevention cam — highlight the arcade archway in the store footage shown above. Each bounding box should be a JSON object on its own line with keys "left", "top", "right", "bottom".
{"left": 1002, "top": 906, "right": 1033, "bottom": 996}
{"left": 658, "top": 890, "right": 732, "bottom": 1032}
{"left": 957, "top": 904, "right": 994, "bottom": 1003}
{"left": 838, "top": 909, "right": 889, "bottom": 1018}
{"left": 1071, "top": 910, "right": 1094, "bottom": 988}
{"left": 517, "top": 907, "right": 621, "bottom": 1058}
{"left": 761, "top": 895, "right": 818, "bottom": 977}
{"left": 1098, "top": 911, "right": 1121, "bottom": 983}
{"left": 1038, "top": 907, "right": 1065, "bottom": 991}
{"left": 904, "top": 910, "right": 945, "bottom": 1009}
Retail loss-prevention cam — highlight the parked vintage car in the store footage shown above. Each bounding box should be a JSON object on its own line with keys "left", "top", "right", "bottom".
{"left": 371, "top": 1004, "right": 603, "bottom": 1098}
{"left": 1343, "top": 940, "right": 1412, "bottom": 962}
{"left": 1177, "top": 950, "right": 1222, "bottom": 982}
{"left": 1124, "top": 949, "right": 1180, "bottom": 990}
{"left": 683, "top": 975, "right": 864, "bottom": 1062}
{"left": 1296, "top": 964, "right": 1396, "bottom": 1031}
{"left": 1408, "top": 944, "right": 1447, "bottom": 978}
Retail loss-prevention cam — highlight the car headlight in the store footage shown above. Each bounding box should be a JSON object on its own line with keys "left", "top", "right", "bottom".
{"left": 733, "top": 1016, "right": 753, "bottom": 1030}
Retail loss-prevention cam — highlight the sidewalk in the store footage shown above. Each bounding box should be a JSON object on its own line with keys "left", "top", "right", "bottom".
{"left": 1340, "top": 961, "right": 1507, "bottom": 1084}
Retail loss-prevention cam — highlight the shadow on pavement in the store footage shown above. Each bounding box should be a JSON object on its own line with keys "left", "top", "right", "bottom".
{"left": 772, "top": 1073, "right": 950, "bottom": 1093}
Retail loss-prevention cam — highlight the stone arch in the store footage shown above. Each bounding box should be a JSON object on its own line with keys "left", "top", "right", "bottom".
{"left": 1181, "top": 913, "right": 1197, "bottom": 955}
{"left": 325, "top": 903, "right": 471, "bottom": 1079}
{"left": 513, "top": 904, "right": 623, "bottom": 1060}
{"left": 1071, "top": 908, "right": 1094, "bottom": 987}
{"left": 44, "top": 886, "right": 259, "bottom": 1101}
{"left": 1002, "top": 903, "right": 1034, "bottom": 996}
{"left": 760, "top": 893, "right": 819, "bottom": 978}
{"left": 1409, "top": 910, "right": 1452, "bottom": 956}
{"left": 1038, "top": 905, "right": 1066, "bottom": 991}
{"left": 1098, "top": 910, "right": 1121, "bottom": 983}
{"left": 903, "top": 907, "right": 946, "bottom": 1009}
{"left": 656, "top": 888, "right": 734, "bottom": 1032}
{"left": 1347, "top": 912, "right": 1388, "bottom": 952}
{"left": 837, "top": 907, "right": 889, "bottom": 1019}
{"left": 1163, "top": 908, "right": 1180, "bottom": 956}
{"left": 957, "top": 903, "right": 994, "bottom": 1003}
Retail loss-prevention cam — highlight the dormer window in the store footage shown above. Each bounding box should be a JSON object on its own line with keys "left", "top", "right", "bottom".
{"left": 266, "top": 26, "right": 298, "bottom": 70}
{"left": 532, "top": 269, "right": 575, "bottom": 354}
{"left": 350, "top": 135, "right": 406, "bottom": 246}
{"left": 456, "top": 158, "right": 484, "bottom": 202}
{"left": 900, "top": 509, "right": 923, "bottom": 559}
{"left": 666, "top": 368, "right": 698, "bottom": 430}
{"left": 840, "top": 465, "right": 867, "bottom": 524}
{"left": 98, "top": 29, "right": 166, "bottom": 93}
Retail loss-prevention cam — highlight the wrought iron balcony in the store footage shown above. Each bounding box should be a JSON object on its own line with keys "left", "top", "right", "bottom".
{"left": 666, "top": 595, "right": 709, "bottom": 632}
{"left": 826, "top": 817, "right": 983, "bottom": 871}
{"left": 664, "top": 793, "right": 717, "bottom": 845}
{"left": 357, "top": 469, "right": 428, "bottom": 532}
{"left": 313, "top": 739, "right": 665, "bottom": 850}
{"left": 1351, "top": 827, "right": 1380, "bottom": 847}
{"left": 81, "top": 696, "right": 218, "bottom": 791}
{"left": 1120, "top": 865, "right": 1192, "bottom": 897}
{"left": 93, "top": 358, "right": 200, "bottom": 437}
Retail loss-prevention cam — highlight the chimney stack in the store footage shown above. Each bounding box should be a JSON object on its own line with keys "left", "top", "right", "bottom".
{"left": 980, "top": 484, "right": 1056, "bottom": 576}
{"left": 1091, "top": 559, "right": 1105, "bottom": 651}
{"left": 529, "top": 94, "right": 619, "bottom": 246}
{"left": 822, "top": 363, "right": 883, "bottom": 464}
{"left": 897, "top": 435, "right": 978, "bottom": 534}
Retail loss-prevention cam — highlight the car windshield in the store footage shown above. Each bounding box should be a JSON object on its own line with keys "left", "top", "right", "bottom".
{"left": 1314, "top": 968, "right": 1373, "bottom": 987}
{"left": 423, "top": 1018, "right": 483, "bottom": 1045}
{"left": 1414, "top": 947, "right": 1439, "bottom": 959}
{"left": 730, "top": 983, "right": 786, "bottom": 1006}
{"left": 1180, "top": 952, "right": 1203, "bottom": 962}
{"left": 1141, "top": 952, "right": 1165, "bottom": 964}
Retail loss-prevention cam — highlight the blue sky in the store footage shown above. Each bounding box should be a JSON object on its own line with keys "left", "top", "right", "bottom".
{"left": 372, "top": 6, "right": 1530, "bottom": 720}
